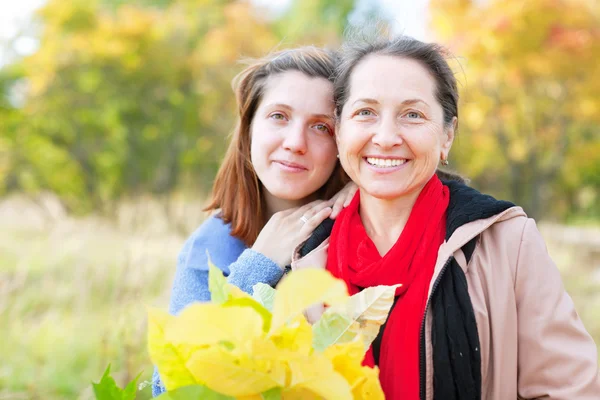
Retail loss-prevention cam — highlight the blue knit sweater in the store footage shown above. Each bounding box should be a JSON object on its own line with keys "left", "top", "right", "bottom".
{"left": 152, "top": 214, "right": 284, "bottom": 396}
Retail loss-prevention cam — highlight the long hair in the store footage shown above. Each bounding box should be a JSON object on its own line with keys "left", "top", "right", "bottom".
{"left": 204, "top": 47, "right": 348, "bottom": 246}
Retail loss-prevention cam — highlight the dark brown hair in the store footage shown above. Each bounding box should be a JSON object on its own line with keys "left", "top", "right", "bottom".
{"left": 205, "top": 47, "right": 348, "bottom": 246}
{"left": 334, "top": 34, "right": 465, "bottom": 181}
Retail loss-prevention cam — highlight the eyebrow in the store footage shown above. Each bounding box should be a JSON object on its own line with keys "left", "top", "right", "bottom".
{"left": 351, "top": 98, "right": 430, "bottom": 108}
{"left": 264, "top": 103, "right": 334, "bottom": 120}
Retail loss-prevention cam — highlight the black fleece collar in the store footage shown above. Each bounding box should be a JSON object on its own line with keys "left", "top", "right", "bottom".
{"left": 442, "top": 180, "right": 514, "bottom": 241}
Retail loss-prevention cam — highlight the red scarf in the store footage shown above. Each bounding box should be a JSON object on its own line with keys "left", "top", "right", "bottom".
{"left": 326, "top": 175, "right": 449, "bottom": 400}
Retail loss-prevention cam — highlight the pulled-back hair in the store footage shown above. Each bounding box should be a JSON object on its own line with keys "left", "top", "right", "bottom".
{"left": 205, "top": 47, "right": 348, "bottom": 245}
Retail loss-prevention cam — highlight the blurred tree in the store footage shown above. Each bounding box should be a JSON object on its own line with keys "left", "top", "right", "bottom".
{"left": 4, "top": 0, "right": 357, "bottom": 213}
{"left": 273, "top": 0, "right": 355, "bottom": 44}
{"left": 0, "top": 64, "right": 25, "bottom": 194}
{"left": 431, "top": 0, "right": 600, "bottom": 219}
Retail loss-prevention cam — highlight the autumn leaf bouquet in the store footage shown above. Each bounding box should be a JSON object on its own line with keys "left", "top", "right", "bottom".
{"left": 148, "top": 263, "right": 398, "bottom": 399}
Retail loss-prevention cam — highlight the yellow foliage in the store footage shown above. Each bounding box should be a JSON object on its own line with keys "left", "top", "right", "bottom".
{"left": 148, "top": 269, "right": 386, "bottom": 399}
{"left": 325, "top": 341, "right": 385, "bottom": 400}
{"left": 271, "top": 268, "right": 349, "bottom": 332}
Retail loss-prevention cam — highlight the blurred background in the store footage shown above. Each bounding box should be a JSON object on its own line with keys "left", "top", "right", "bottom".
{"left": 0, "top": 0, "right": 598, "bottom": 398}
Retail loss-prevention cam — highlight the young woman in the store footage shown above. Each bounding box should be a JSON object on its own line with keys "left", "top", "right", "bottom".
{"left": 294, "top": 36, "right": 600, "bottom": 399}
{"left": 152, "top": 46, "right": 355, "bottom": 396}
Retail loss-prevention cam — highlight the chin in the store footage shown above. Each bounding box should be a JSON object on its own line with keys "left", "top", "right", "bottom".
{"left": 362, "top": 184, "right": 409, "bottom": 200}
{"left": 267, "top": 185, "right": 316, "bottom": 202}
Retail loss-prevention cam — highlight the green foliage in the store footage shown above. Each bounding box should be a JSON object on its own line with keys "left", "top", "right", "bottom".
{"left": 0, "top": 0, "right": 358, "bottom": 213}
{"left": 252, "top": 282, "right": 276, "bottom": 312}
{"left": 260, "top": 387, "right": 283, "bottom": 400}
{"left": 92, "top": 364, "right": 140, "bottom": 400}
{"left": 312, "top": 311, "right": 356, "bottom": 352}
{"left": 208, "top": 256, "right": 229, "bottom": 304}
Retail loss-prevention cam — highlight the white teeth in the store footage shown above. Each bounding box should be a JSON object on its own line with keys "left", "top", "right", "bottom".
{"left": 366, "top": 157, "right": 407, "bottom": 168}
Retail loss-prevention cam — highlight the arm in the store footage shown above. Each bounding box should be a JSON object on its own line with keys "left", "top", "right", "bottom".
{"left": 169, "top": 249, "right": 283, "bottom": 315}
{"left": 151, "top": 217, "right": 283, "bottom": 396}
{"left": 168, "top": 216, "right": 284, "bottom": 315}
{"left": 515, "top": 218, "right": 600, "bottom": 399}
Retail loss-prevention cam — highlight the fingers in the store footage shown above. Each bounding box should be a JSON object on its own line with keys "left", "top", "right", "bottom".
{"left": 292, "top": 199, "right": 329, "bottom": 218}
{"left": 297, "top": 200, "right": 331, "bottom": 222}
{"left": 329, "top": 182, "right": 358, "bottom": 219}
{"left": 300, "top": 205, "right": 332, "bottom": 234}
{"left": 329, "top": 193, "right": 345, "bottom": 219}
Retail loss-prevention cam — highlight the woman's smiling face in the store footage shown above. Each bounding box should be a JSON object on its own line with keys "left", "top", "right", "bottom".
{"left": 250, "top": 70, "right": 338, "bottom": 202}
{"left": 336, "top": 54, "right": 455, "bottom": 200}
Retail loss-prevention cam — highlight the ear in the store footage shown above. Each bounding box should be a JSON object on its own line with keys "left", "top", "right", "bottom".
{"left": 441, "top": 116, "right": 457, "bottom": 159}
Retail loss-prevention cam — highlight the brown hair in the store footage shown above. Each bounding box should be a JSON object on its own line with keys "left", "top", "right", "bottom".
{"left": 205, "top": 47, "right": 348, "bottom": 246}
{"left": 334, "top": 34, "right": 465, "bottom": 181}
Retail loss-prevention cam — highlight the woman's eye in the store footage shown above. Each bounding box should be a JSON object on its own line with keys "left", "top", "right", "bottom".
{"left": 357, "top": 109, "right": 373, "bottom": 116}
{"left": 314, "top": 123, "right": 332, "bottom": 135}
{"left": 406, "top": 111, "right": 422, "bottom": 119}
{"left": 270, "top": 113, "right": 286, "bottom": 120}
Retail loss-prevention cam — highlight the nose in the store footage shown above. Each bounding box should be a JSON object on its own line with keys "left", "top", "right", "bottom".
{"left": 282, "top": 121, "right": 308, "bottom": 154}
{"left": 372, "top": 115, "right": 403, "bottom": 149}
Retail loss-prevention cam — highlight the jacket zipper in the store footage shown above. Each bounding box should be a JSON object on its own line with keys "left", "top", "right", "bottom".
{"left": 419, "top": 256, "right": 453, "bottom": 400}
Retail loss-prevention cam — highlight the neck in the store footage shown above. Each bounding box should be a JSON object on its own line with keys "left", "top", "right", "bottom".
{"left": 263, "top": 190, "right": 317, "bottom": 220}
{"left": 359, "top": 188, "right": 423, "bottom": 255}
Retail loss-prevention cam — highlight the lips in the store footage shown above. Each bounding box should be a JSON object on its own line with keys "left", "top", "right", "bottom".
{"left": 273, "top": 160, "right": 308, "bottom": 171}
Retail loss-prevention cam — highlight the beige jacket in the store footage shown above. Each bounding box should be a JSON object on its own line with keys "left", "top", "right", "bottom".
{"left": 293, "top": 206, "right": 600, "bottom": 399}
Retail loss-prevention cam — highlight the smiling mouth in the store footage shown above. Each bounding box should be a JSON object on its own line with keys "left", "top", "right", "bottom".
{"left": 365, "top": 157, "right": 408, "bottom": 168}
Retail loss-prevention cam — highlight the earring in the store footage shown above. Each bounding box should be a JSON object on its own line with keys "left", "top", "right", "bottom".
{"left": 441, "top": 158, "right": 449, "bottom": 166}
{"left": 336, "top": 154, "right": 340, "bottom": 159}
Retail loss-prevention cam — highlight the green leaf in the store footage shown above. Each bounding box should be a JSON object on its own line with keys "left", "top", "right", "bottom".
{"left": 320, "top": 284, "right": 399, "bottom": 351}
{"left": 312, "top": 310, "right": 357, "bottom": 352}
{"left": 92, "top": 364, "right": 140, "bottom": 400}
{"left": 208, "top": 251, "right": 228, "bottom": 304}
{"left": 261, "top": 387, "right": 283, "bottom": 400}
{"left": 154, "top": 384, "right": 234, "bottom": 400}
{"left": 122, "top": 372, "right": 142, "bottom": 400}
{"left": 251, "top": 283, "right": 276, "bottom": 312}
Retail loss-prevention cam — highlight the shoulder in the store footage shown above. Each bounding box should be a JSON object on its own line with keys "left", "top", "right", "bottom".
{"left": 477, "top": 213, "right": 547, "bottom": 282}
{"left": 178, "top": 214, "right": 247, "bottom": 274}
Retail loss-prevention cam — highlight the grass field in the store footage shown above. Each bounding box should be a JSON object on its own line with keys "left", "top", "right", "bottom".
{"left": 1, "top": 194, "right": 599, "bottom": 400}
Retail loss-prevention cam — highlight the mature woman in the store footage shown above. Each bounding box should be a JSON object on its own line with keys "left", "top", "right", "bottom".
{"left": 152, "top": 46, "right": 356, "bottom": 396}
{"left": 294, "top": 37, "right": 599, "bottom": 399}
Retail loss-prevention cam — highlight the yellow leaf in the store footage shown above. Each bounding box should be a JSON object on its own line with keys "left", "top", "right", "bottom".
{"left": 271, "top": 269, "right": 348, "bottom": 332}
{"left": 166, "top": 303, "right": 264, "bottom": 348}
{"left": 325, "top": 340, "right": 384, "bottom": 400}
{"left": 269, "top": 315, "right": 313, "bottom": 358}
{"left": 284, "top": 352, "right": 353, "bottom": 400}
{"left": 224, "top": 296, "right": 272, "bottom": 333}
{"left": 146, "top": 307, "right": 198, "bottom": 390}
{"left": 324, "top": 340, "right": 365, "bottom": 389}
{"left": 185, "top": 345, "right": 286, "bottom": 397}
{"left": 352, "top": 366, "right": 385, "bottom": 400}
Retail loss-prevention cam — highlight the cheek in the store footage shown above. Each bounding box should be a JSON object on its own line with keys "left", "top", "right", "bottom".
{"left": 408, "top": 127, "right": 442, "bottom": 157}
{"left": 250, "top": 122, "right": 277, "bottom": 155}
{"left": 337, "top": 124, "right": 362, "bottom": 156}
{"left": 311, "top": 138, "right": 338, "bottom": 169}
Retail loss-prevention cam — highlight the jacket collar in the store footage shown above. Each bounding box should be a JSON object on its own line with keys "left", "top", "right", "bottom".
{"left": 435, "top": 181, "right": 525, "bottom": 269}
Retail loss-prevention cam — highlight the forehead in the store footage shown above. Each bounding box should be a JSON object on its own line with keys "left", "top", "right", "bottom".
{"left": 347, "top": 54, "right": 438, "bottom": 104}
{"left": 261, "top": 70, "right": 334, "bottom": 112}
